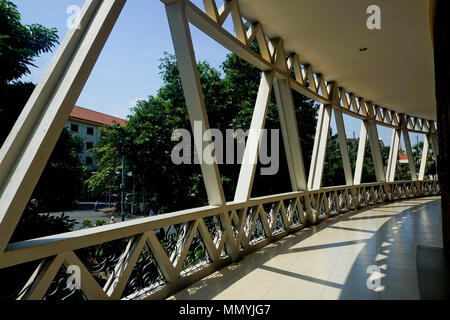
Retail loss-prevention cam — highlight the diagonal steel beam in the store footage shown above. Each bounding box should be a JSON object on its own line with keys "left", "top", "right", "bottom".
{"left": 387, "top": 129, "right": 401, "bottom": 182}
{"left": 0, "top": 0, "right": 126, "bottom": 254}
{"left": 165, "top": 0, "right": 226, "bottom": 206}
{"left": 234, "top": 71, "right": 275, "bottom": 202}
{"left": 367, "top": 121, "right": 386, "bottom": 182}
{"left": 308, "top": 104, "right": 332, "bottom": 190}
{"left": 334, "top": 108, "right": 353, "bottom": 185}
{"left": 354, "top": 121, "right": 368, "bottom": 185}
{"left": 418, "top": 135, "right": 431, "bottom": 180}
{"left": 273, "top": 79, "right": 307, "bottom": 191}
{"left": 402, "top": 128, "right": 418, "bottom": 181}
{"left": 17, "top": 254, "right": 64, "bottom": 300}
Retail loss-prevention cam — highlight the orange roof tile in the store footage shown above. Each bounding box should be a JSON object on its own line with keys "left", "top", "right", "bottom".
{"left": 399, "top": 154, "right": 408, "bottom": 160}
{"left": 70, "top": 106, "right": 127, "bottom": 126}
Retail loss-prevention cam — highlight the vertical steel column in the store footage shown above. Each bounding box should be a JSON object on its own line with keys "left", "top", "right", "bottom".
{"left": 431, "top": 134, "right": 440, "bottom": 157}
{"left": 308, "top": 104, "right": 332, "bottom": 190}
{"left": 165, "top": 0, "right": 225, "bottom": 206}
{"left": 334, "top": 108, "right": 354, "bottom": 185}
{"left": 418, "top": 135, "right": 430, "bottom": 180}
{"left": 165, "top": 0, "right": 242, "bottom": 261}
{"left": 273, "top": 79, "right": 308, "bottom": 191}
{"left": 387, "top": 129, "right": 401, "bottom": 182}
{"left": 354, "top": 121, "right": 368, "bottom": 185}
{"left": 367, "top": 121, "right": 386, "bottom": 182}
{"left": 430, "top": 134, "right": 440, "bottom": 179}
{"left": 402, "top": 128, "right": 418, "bottom": 181}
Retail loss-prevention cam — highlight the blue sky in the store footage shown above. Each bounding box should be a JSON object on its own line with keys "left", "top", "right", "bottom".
{"left": 14, "top": 0, "right": 422, "bottom": 148}
{"left": 15, "top": 0, "right": 230, "bottom": 118}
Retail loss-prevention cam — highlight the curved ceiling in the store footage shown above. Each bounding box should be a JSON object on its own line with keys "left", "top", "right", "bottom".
{"left": 238, "top": 0, "right": 436, "bottom": 121}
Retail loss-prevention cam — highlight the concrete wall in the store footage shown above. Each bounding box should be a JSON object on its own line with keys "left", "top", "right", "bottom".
{"left": 64, "top": 118, "right": 102, "bottom": 169}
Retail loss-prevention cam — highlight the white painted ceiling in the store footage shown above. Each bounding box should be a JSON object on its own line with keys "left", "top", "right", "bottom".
{"left": 238, "top": 0, "right": 436, "bottom": 120}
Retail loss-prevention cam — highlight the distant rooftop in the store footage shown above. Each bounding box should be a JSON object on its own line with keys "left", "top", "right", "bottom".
{"left": 70, "top": 106, "right": 127, "bottom": 126}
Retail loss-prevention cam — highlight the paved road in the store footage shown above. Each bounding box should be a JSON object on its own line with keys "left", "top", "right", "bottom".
{"left": 42, "top": 202, "right": 144, "bottom": 230}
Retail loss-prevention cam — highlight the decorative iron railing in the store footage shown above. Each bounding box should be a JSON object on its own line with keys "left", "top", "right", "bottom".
{"left": 0, "top": 180, "right": 439, "bottom": 300}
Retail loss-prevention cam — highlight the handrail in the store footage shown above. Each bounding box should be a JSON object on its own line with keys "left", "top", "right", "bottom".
{"left": 0, "top": 179, "right": 440, "bottom": 300}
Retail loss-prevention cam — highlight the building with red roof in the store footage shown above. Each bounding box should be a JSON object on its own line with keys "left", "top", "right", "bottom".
{"left": 399, "top": 153, "right": 409, "bottom": 164}
{"left": 69, "top": 106, "right": 128, "bottom": 127}
{"left": 65, "top": 106, "right": 127, "bottom": 168}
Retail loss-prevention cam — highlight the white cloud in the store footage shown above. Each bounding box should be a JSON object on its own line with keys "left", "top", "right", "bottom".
{"left": 129, "top": 97, "right": 145, "bottom": 109}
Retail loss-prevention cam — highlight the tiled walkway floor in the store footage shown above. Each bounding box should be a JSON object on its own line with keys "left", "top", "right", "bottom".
{"left": 168, "top": 197, "right": 442, "bottom": 300}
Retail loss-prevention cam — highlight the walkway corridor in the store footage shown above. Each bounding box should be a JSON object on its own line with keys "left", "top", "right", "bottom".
{"left": 169, "top": 197, "right": 442, "bottom": 300}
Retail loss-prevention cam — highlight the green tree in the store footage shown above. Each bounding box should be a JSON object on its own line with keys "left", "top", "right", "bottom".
{"left": 88, "top": 52, "right": 318, "bottom": 212}
{"left": 0, "top": 0, "right": 58, "bottom": 144}
{"left": 32, "top": 128, "right": 87, "bottom": 212}
{"left": 0, "top": 2, "right": 85, "bottom": 297}
{"left": 411, "top": 141, "right": 437, "bottom": 178}
{"left": 322, "top": 132, "right": 346, "bottom": 187}
{"left": 0, "top": 1, "right": 87, "bottom": 210}
{"left": 322, "top": 133, "right": 391, "bottom": 186}
{"left": 220, "top": 52, "right": 318, "bottom": 198}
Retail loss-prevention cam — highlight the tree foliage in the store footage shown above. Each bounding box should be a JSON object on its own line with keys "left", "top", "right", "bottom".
{"left": 321, "top": 131, "right": 433, "bottom": 186}
{"left": 0, "top": 1, "right": 57, "bottom": 81}
{"left": 88, "top": 52, "right": 318, "bottom": 212}
{"left": 0, "top": 1, "right": 81, "bottom": 292}
{"left": 0, "top": 0, "right": 58, "bottom": 144}
{"left": 0, "top": 1, "right": 84, "bottom": 210}
{"left": 32, "top": 128, "right": 87, "bottom": 211}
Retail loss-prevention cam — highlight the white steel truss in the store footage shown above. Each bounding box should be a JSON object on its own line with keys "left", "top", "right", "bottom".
{"left": 308, "top": 104, "right": 332, "bottom": 190}
{"left": 0, "top": 0, "right": 127, "bottom": 254}
{"left": 419, "top": 135, "right": 431, "bottom": 181}
{"left": 333, "top": 107, "right": 354, "bottom": 186}
{"left": 0, "top": 0, "right": 440, "bottom": 300}
{"left": 273, "top": 79, "right": 308, "bottom": 192}
{"left": 233, "top": 71, "right": 274, "bottom": 202}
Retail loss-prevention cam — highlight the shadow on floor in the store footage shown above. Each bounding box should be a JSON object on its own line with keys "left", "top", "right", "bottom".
{"left": 170, "top": 198, "right": 443, "bottom": 300}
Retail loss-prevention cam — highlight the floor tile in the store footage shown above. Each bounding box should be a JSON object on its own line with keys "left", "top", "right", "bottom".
{"left": 262, "top": 281, "right": 324, "bottom": 300}
{"left": 168, "top": 197, "right": 442, "bottom": 300}
{"left": 320, "top": 286, "right": 379, "bottom": 300}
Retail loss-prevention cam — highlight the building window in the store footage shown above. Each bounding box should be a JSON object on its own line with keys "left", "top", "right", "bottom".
{"left": 87, "top": 127, "right": 94, "bottom": 135}
{"left": 86, "top": 142, "right": 94, "bottom": 150}
{"left": 86, "top": 157, "right": 93, "bottom": 166}
{"left": 71, "top": 124, "right": 79, "bottom": 133}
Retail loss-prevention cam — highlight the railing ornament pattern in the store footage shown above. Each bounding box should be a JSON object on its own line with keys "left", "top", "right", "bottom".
{"left": 0, "top": 180, "right": 439, "bottom": 300}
